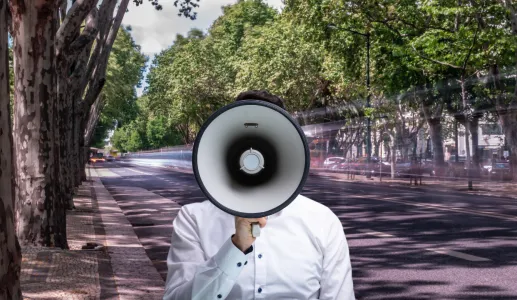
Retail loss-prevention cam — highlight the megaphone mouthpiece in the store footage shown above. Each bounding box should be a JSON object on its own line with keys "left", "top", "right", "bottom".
{"left": 239, "top": 147, "right": 265, "bottom": 174}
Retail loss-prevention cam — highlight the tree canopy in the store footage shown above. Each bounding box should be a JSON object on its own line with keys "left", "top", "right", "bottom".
{"left": 112, "top": 0, "right": 516, "bottom": 177}
{"left": 90, "top": 27, "right": 147, "bottom": 148}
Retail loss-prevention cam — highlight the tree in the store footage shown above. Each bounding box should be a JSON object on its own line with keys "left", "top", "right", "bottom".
{"left": 209, "top": 0, "right": 278, "bottom": 57}
{"left": 146, "top": 116, "right": 182, "bottom": 148}
{"left": 112, "top": 126, "right": 130, "bottom": 153}
{"left": 142, "top": 1, "right": 280, "bottom": 145}
{"left": 0, "top": 0, "right": 21, "bottom": 297}
{"left": 10, "top": 0, "right": 64, "bottom": 247}
{"left": 126, "top": 128, "right": 146, "bottom": 152}
{"left": 493, "top": 0, "right": 517, "bottom": 178}
{"left": 89, "top": 27, "right": 147, "bottom": 148}
{"left": 334, "top": 0, "right": 515, "bottom": 179}
{"left": 235, "top": 18, "right": 324, "bottom": 112}
{"left": 8, "top": 0, "right": 200, "bottom": 248}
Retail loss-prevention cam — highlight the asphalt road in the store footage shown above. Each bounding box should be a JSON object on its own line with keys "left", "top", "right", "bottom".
{"left": 95, "top": 161, "right": 517, "bottom": 300}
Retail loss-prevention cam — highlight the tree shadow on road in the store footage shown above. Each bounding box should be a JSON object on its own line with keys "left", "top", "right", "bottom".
{"left": 303, "top": 178, "right": 517, "bottom": 300}
{"left": 98, "top": 166, "right": 517, "bottom": 299}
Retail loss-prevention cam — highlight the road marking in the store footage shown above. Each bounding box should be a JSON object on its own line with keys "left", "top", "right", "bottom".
{"left": 95, "top": 168, "right": 121, "bottom": 178}
{"left": 125, "top": 168, "right": 153, "bottom": 176}
{"left": 359, "top": 230, "right": 394, "bottom": 238}
{"left": 426, "top": 247, "right": 491, "bottom": 262}
{"left": 356, "top": 228, "right": 491, "bottom": 262}
{"left": 390, "top": 197, "right": 517, "bottom": 221}
{"left": 353, "top": 227, "right": 491, "bottom": 262}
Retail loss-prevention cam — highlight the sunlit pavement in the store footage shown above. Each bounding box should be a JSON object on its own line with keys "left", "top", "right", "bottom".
{"left": 94, "top": 161, "right": 517, "bottom": 300}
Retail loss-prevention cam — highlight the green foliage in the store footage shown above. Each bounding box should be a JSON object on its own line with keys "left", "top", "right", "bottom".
{"left": 146, "top": 115, "right": 182, "bottom": 148}
{"left": 117, "top": 0, "right": 516, "bottom": 157}
{"left": 111, "top": 126, "right": 130, "bottom": 152}
{"left": 112, "top": 115, "right": 148, "bottom": 152}
{"left": 234, "top": 18, "right": 324, "bottom": 111}
{"left": 210, "top": 0, "right": 278, "bottom": 56}
{"left": 90, "top": 27, "right": 147, "bottom": 148}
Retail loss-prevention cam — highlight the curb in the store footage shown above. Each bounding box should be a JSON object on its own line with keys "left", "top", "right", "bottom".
{"left": 87, "top": 167, "right": 119, "bottom": 300}
{"left": 89, "top": 166, "right": 165, "bottom": 300}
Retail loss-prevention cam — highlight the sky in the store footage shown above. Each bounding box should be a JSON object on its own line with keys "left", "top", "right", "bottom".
{"left": 122, "top": 0, "right": 284, "bottom": 95}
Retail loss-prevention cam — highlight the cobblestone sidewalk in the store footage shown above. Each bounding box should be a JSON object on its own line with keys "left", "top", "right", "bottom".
{"left": 20, "top": 166, "right": 164, "bottom": 299}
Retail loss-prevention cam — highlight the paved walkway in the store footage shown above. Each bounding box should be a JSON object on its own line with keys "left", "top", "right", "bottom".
{"left": 310, "top": 168, "right": 517, "bottom": 199}
{"left": 21, "top": 166, "right": 164, "bottom": 299}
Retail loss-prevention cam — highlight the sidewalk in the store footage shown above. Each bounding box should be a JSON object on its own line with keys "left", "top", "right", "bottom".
{"left": 21, "top": 166, "right": 164, "bottom": 299}
{"left": 310, "top": 168, "right": 517, "bottom": 200}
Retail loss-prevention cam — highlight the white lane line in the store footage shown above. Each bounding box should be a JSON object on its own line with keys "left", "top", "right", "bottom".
{"left": 125, "top": 168, "right": 153, "bottom": 176}
{"left": 356, "top": 229, "right": 491, "bottom": 262}
{"left": 426, "top": 247, "right": 491, "bottom": 262}
{"left": 359, "top": 230, "right": 395, "bottom": 238}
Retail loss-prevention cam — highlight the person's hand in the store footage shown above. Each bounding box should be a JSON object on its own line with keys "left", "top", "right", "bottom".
{"left": 231, "top": 217, "right": 267, "bottom": 253}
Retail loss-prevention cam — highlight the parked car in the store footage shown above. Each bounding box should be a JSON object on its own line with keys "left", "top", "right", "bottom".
{"left": 331, "top": 161, "right": 348, "bottom": 171}
{"left": 323, "top": 157, "right": 345, "bottom": 169}
{"left": 421, "top": 159, "right": 435, "bottom": 176}
{"left": 370, "top": 161, "right": 392, "bottom": 177}
{"left": 489, "top": 162, "right": 513, "bottom": 181}
{"left": 394, "top": 162, "right": 412, "bottom": 178}
{"left": 351, "top": 157, "right": 370, "bottom": 175}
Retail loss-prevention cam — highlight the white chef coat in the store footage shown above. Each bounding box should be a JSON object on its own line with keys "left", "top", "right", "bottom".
{"left": 163, "top": 195, "right": 355, "bottom": 300}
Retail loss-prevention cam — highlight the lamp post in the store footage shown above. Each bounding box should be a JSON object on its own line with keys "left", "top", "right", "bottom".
{"left": 327, "top": 23, "right": 372, "bottom": 178}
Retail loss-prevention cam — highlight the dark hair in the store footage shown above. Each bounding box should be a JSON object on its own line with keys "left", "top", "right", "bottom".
{"left": 235, "top": 90, "right": 285, "bottom": 110}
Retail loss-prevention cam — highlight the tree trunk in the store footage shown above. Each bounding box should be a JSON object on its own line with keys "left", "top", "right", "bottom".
{"left": 80, "top": 0, "right": 128, "bottom": 113}
{"left": 51, "top": 7, "right": 69, "bottom": 247}
{"left": 85, "top": 95, "right": 104, "bottom": 147}
{"left": 79, "top": 95, "right": 103, "bottom": 181}
{"left": 390, "top": 138, "right": 396, "bottom": 179}
{"left": 74, "top": 0, "right": 127, "bottom": 179}
{"left": 73, "top": 101, "right": 82, "bottom": 186}
{"left": 460, "top": 76, "right": 473, "bottom": 189}
{"left": 55, "top": 32, "right": 76, "bottom": 209}
{"left": 372, "top": 126, "right": 378, "bottom": 157}
{"left": 71, "top": 37, "right": 96, "bottom": 188}
{"left": 10, "top": 1, "right": 66, "bottom": 247}
{"left": 386, "top": 143, "right": 391, "bottom": 161}
{"left": 500, "top": 112, "right": 517, "bottom": 178}
{"left": 385, "top": 129, "right": 397, "bottom": 178}
{"left": 422, "top": 102, "right": 447, "bottom": 176}
{"left": 0, "top": 1, "right": 22, "bottom": 297}
{"left": 471, "top": 115, "right": 480, "bottom": 172}
{"left": 490, "top": 63, "right": 517, "bottom": 180}
{"left": 499, "top": 1, "right": 517, "bottom": 179}
{"left": 454, "top": 120, "right": 459, "bottom": 161}
{"left": 56, "top": 3, "right": 99, "bottom": 207}
{"left": 79, "top": 114, "right": 88, "bottom": 182}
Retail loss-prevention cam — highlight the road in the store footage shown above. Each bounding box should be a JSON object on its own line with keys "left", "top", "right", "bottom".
{"left": 95, "top": 160, "right": 517, "bottom": 300}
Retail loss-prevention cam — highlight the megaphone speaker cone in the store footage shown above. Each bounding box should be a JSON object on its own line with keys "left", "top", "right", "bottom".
{"left": 192, "top": 100, "right": 310, "bottom": 218}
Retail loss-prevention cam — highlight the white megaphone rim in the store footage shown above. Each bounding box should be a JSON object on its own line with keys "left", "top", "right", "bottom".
{"left": 192, "top": 99, "right": 310, "bottom": 218}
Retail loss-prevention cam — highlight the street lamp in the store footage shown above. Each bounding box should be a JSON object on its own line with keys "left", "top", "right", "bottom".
{"left": 327, "top": 23, "right": 372, "bottom": 178}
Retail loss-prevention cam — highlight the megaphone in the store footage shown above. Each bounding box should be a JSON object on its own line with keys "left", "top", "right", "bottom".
{"left": 192, "top": 100, "right": 310, "bottom": 237}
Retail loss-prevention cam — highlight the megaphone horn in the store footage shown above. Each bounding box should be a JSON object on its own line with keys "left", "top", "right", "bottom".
{"left": 192, "top": 100, "right": 310, "bottom": 235}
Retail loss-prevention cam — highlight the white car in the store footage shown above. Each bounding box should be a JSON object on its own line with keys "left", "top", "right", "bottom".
{"left": 323, "top": 157, "right": 345, "bottom": 168}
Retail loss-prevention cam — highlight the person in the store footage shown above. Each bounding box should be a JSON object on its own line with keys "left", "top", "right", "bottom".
{"left": 163, "top": 90, "right": 355, "bottom": 300}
